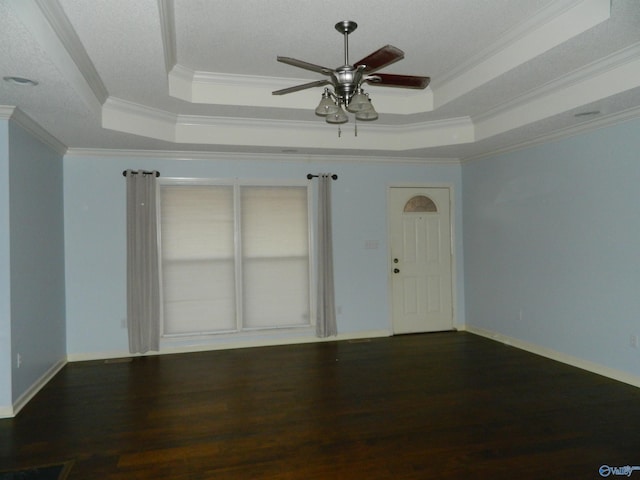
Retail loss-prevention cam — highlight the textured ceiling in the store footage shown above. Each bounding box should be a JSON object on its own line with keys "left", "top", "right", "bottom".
{"left": 0, "top": 0, "right": 639, "bottom": 161}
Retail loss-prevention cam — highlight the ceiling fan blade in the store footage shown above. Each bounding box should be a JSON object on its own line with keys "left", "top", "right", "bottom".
{"left": 365, "top": 73, "right": 430, "bottom": 89}
{"left": 354, "top": 45, "right": 405, "bottom": 73}
{"left": 272, "top": 79, "right": 331, "bottom": 96}
{"left": 277, "top": 56, "right": 333, "bottom": 75}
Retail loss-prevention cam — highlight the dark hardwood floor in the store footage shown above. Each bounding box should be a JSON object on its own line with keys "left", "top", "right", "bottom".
{"left": 1, "top": 332, "right": 639, "bottom": 479}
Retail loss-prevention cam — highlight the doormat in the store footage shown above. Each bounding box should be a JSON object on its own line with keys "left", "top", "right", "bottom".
{"left": 0, "top": 461, "right": 73, "bottom": 480}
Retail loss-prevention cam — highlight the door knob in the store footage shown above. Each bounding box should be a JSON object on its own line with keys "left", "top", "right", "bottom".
{"left": 394, "top": 268, "right": 400, "bottom": 274}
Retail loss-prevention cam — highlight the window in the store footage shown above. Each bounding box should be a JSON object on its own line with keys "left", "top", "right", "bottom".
{"left": 403, "top": 195, "right": 437, "bottom": 213}
{"left": 158, "top": 181, "right": 311, "bottom": 337}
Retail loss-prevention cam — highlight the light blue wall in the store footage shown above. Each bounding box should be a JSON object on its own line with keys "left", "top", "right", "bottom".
{"left": 9, "top": 121, "right": 66, "bottom": 403}
{"left": 64, "top": 154, "right": 464, "bottom": 357}
{"left": 7, "top": 111, "right": 640, "bottom": 407}
{"left": 0, "top": 120, "right": 11, "bottom": 409}
{"left": 463, "top": 118, "right": 640, "bottom": 377}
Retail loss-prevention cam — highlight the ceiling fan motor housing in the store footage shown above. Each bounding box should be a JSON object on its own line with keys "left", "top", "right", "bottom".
{"left": 332, "top": 65, "right": 363, "bottom": 105}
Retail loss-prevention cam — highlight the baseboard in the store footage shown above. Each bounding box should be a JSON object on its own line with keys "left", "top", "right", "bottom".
{"left": 462, "top": 325, "right": 640, "bottom": 388}
{"left": 0, "top": 405, "right": 13, "bottom": 418}
{"left": 66, "top": 329, "right": 392, "bottom": 362}
{"left": 1, "top": 358, "right": 67, "bottom": 418}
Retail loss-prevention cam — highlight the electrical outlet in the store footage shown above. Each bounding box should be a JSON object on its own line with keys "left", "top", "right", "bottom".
{"left": 630, "top": 334, "right": 638, "bottom": 349}
{"left": 16, "top": 353, "right": 21, "bottom": 368}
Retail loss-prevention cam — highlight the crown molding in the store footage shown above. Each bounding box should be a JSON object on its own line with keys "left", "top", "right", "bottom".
{"left": 64, "top": 147, "right": 460, "bottom": 165}
{"left": 474, "top": 48, "right": 640, "bottom": 141}
{"left": 102, "top": 97, "right": 177, "bottom": 141}
{"left": 168, "top": 64, "right": 434, "bottom": 114}
{"left": 173, "top": 115, "right": 472, "bottom": 151}
{"left": 0, "top": 106, "right": 67, "bottom": 155}
{"left": 58, "top": 103, "right": 640, "bottom": 165}
{"left": 433, "top": 0, "right": 610, "bottom": 108}
{"left": 0, "top": 106, "right": 16, "bottom": 120}
{"left": 157, "top": 0, "right": 177, "bottom": 72}
{"left": 35, "top": 0, "right": 108, "bottom": 104}
{"left": 436, "top": 0, "right": 595, "bottom": 85}
{"left": 176, "top": 112, "right": 471, "bottom": 134}
{"left": 102, "top": 95, "right": 472, "bottom": 151}
{"left": 462, "top": 105, "right": 640, "bottom": 163}
{"left": 474, "top": 42, "right": 640, "bottom": 125}
{"left": 103, "top": 26, "right": 640, "bottom": 157}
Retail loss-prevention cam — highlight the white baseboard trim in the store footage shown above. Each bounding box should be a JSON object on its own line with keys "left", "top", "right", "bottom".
{"left": 67, "top": 329, "right": 392, "bottom": 362}
{"left": 0, "top": 405, "right": 13, "bottom": 418}
{"left": 462, "top": 325, "right": 640, "bottom": 388}
{"left": 0, "top": 358, "right": 67, "bottom": 418}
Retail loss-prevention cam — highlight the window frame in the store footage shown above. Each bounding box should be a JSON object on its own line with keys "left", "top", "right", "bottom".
{"left": 156, "top": 177, "right": 315, "bottom": 340}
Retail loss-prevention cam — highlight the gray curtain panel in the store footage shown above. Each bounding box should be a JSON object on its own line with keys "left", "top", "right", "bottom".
{"left": 316, "top": 174, "right": 337, "bottom": 337}
{"left": 125, "top": 170, "right": 160, "bottom": 353}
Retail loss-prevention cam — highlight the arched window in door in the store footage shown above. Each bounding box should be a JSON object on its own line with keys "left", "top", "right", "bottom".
{"left": 403, "top": 195, "right": 437, "bottom": 213}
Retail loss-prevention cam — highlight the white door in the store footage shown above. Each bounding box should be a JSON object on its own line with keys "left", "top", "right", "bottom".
{"left": 389, "top": 187, "right": 453, "bottom": 333}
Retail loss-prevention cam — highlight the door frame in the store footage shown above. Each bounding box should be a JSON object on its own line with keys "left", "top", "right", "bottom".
{"left": 386, "top": 183, "right": 458, "bottom": 333}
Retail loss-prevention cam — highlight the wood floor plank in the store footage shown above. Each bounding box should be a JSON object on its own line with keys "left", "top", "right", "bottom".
{"left": 1, "top": 332, "right": 640, "bottom": 479}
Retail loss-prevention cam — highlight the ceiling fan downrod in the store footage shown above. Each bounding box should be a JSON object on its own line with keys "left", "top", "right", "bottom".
{"left": 335, "top": 20, "right": 357, "bottom": 66}
{"left": 332, "top": 21, "right": 363, "bottom": 107}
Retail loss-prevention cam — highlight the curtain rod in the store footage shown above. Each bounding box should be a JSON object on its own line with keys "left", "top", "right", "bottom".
{"left": 122, "top": 170, "right": 160, "bottom": 177}
{"left": 307, "top": 174, "right": 338, "bottom": 180}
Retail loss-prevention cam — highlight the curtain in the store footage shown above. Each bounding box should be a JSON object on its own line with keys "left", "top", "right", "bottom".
{"left": 316, "top": 174, "right": 337, "bottom": 337}
{"left": 125, "top": 170, "right": 160, "bottom": 353}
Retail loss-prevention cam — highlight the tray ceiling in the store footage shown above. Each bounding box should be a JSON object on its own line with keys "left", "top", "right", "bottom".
{"left": 1, "top": 0, "right": 639, "bottom": 161}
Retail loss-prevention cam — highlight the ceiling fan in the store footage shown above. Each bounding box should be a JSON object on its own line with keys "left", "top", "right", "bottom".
{"left": 272, "top": 20, "right": 430, "bottom": 123}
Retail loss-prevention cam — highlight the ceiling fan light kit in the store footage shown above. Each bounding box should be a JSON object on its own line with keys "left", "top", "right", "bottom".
{"left": 315, "top": 89, "right": 341, "bottom": 116}
{"left": 273, "top": 20, "right": 429, "bottom": 134}
{"left": 355, "top": 104, "right": 378, "bottom": 121}
{"left": 346, "top": 89, "right": 372, "bottom": 113}
{"left": 325, "top": 106, "right": 349, "bottom": 124}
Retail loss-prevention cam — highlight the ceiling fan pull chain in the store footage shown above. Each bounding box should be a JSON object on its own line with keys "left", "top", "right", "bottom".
{"left": 355, "top": 118, "right": 358, "bottom": 137}
{"left": 338, "top": 126, "right": 342, "bottom": 138}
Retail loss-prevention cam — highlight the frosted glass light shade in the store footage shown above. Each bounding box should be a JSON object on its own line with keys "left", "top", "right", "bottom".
{"left": 315, "top": 96, "right": 339, "bottom": 116}
{"left": 355, "top": 102, "right": 378, "bottom": 121}
{"left": 346, "top": 91, "right": 372, "bottom": 113}
{"left": 326, "top": 105, "right": 349, "bottom": 124}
